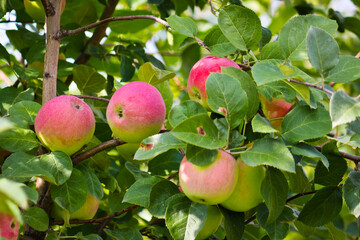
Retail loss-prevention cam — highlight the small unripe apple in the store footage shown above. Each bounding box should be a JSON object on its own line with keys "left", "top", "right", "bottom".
{"left": 259, "top": 94, "right": 294, "bottom": 131}
{"left": 24, "top": 0, "right": 66, "bottom": 22}
{"left": 0, "top": 213, "right": 19, "bottom": 240}
{"left": 179, "top": 150, "right": 239, "bottom": 205}
{"left": 35, "top": 95, "right": 95, "bottom": 155}
{"left": 196, "top": 205, "right": 222, "bottom": 240}
{"left": 51, "top": 193, "right": 99, "bottom": 220}
{"left": 106, "top": 81, "right": 166, "bottom": 143}
{"left": 221, "top": 158, "right": 265, "bottom": 212}
{"left": 187, "top": 56, "right": 240, "bottom": 109}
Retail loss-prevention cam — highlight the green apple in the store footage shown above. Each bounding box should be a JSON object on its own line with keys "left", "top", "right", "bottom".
{"left": 116, "top": 142, "right": 140, "bottom": 161}
{"left": 51, "top": 193, "right": 99, "bottom": 220}
{"left": 106, "top": 81, "right": 166, "bottom": 143}
{"left": 0, "top": 213, "right": 19, "bottom": 240}
{"left": 259, "top": 94, "right": 294, "bottom": 131}
{"left": 179, "top": 149, "right": 239, "bottom": 205}
{"left": 34, "top": 95, "right": 95, "bottom": 155}
{"left": 221, "top": 158, "right": 266, "bottom": 212}
{"left": 196, "top": 205, "right": 222, "bottom": 240}
{"left": 24, "top": 0, "right": 66, "bottom": 22}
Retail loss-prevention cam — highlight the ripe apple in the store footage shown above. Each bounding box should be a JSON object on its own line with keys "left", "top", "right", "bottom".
{"left": 35, "top": 95, "right": 95, "bottom": 155}
{"left": 196, "top": 205, "right": 222, "bottom": 240}
{"left": 259, "top": 94, "right": 294, "bottom": 131}
{"left": 51, "top": 193, "right": 99, "bottom": 220}
{"left": 187, "top": 56, "right": 240, "bottom": 109}
{"left": 179, "top": 149, "right": 239, "bottom": 205}
{"left": 24, "top": 0, "right": 66, "bottom": 22}
{"left": 106, "top": 81, "right": 166, "bottom": 143}
{"left": 221, "top": 159, "right": 265, "bottom": 212}
{"left": 0, "top": 213, "right": 19, "bottom": 240}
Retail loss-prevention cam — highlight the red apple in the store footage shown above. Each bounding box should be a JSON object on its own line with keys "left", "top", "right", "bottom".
{"left": 196, "top": 205, "right": 222, "bottom": 240}
{"left": 106, "top": 81, "right": 166, "bottom": 143}
{"left": 221, "top": 159, "right": 265, "bottom": 212}
{"left": 179, "top": 150, "right": 239, "bottom": 205}
{"left": 35, "top": 95, "right": 95, "bottom": 155}
{"left": 51, "top": 193, "right": 99, "bottom": 221}
{"left": 187, "top": 56, "right": 240, "bottom": 109}
{"left": 259, "top": 94, "right": 294, "bottom": 131}
{"left": 0, "top": 213, "right": 19, "bottom": 240}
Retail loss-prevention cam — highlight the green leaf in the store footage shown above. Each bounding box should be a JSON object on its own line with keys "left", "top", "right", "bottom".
{"left": 50, "top": 168, "right": 87, "bottom": 214}
{"left": 148, "top": 180, "right": 181, "bottom": 218}
{"left": 206, "top": 72, "right": 248, "bottom": 128}
{"left": 257, "top": 204, "right": 294, "bottom": 240}
{"left": 298, "top": 186, "right": 342, "bottom": 227}
{"left": 165, "top": 195, "right": 207, "bottom": 240}
{"left": 279, "top": 15, "right": 337, "bottom": 60}
{"left": 185, "top": 144, "right": 218, "bottom": 166}
{"left": 281, "top": 103, "right": 332, "bottom": 143}
{"left": 2, "top": 152, "right": 57, "bottom": 184}
{"left": 325, "top": 56, "right": 360, "bottom": 83}
{"left": 0, "top": 118, "right": 15, "bottom": 134}
{"left": 104, "top": 229, "right": 142, "bottom": 240}
{"left": 39, "top": 152, "right": 73, "bottom": 186}
{"left": 169, "top": 100, "right": 207, "bottom": 128}
{"left": 13, "top": 64, "right": 39, "bottom": 80}
{"left": 0, "top": 127, "right": 39, "bottom": 152}
{"left": 0, "top": 178, "right": 28, "bottom": 209}
{"left": 259, "top": 27, "right": 272, "bottom": 50}
{"left": 155, "top": 81, "right": 173, "bottom": 117}
{"left": 219, "top": 207, "right": 244, "bottom": 240}
{"left": 0, "top": 43, "right": 10, "bottom": 64}
{"left": 241, "top": 138, "right": 295, "bottom": 173}
{"left": 138, "top": 62, "right": 176, "bottom": 85}
{"left": 281, "top": 78, "right": 310, "bottom": 105}
{"left": 123, "top": 176, "right": 163, "bottom": 207}
{"left": 261, "top": 167, "right": 289, "bottom": 225}
{"left": 325, "top": 222, "right": 347, "bottom": 240}
{"left": 218, "top": 5, "right": 262, "bottom": 51}
{"left": 167, "top": 15, "right": 198, "bottom": 37}
{"left": 171, "top": 114, "right": 227, "bottom": 149}
{"left": 8, "top": 101, "right": 41, "bottom": 128}
{"left": 83, "top": 136, "right": 110, "bottom": 171}
{"left": 134, "top": 132, "right": 186, "bottom": 160}
{"left": 204, "top": 27, "right": 237, "bottom": 57}
{"left": 77, "top": 164, "right": 104, "bottom": 200}
{"left": 345, "top": 16, "right": 360, "bottom": 39}
{"left": 109, "top": 10, "right": 154, "bottom": 34}
{"left": 0, "top": 87, "right": 34, "bottom": 115}
{"left": 23, "top": 207, "right": 49, "bottom": 231}
{"left": 251, "top": 114, "right": 278, "bottom": 133}
{"left": 306, "top": 27, "right": 339, "bottom": 74}
{"left": 343, "top": 171, "right": 360, "bottom": 217}
{"left": 260, "top": 41, "right": 285, "bottom": 60}
{"left": 73, "top": 65, "right": 106, "bottom": 93}
{"left": 330, "top": 90, "right": 360, "bottom": 128}
{"left": 220, "top": 66, "right": 260, "bottom": 120}
{"left": 285, "top": 165, "right": 311, "bottom": 194}
{"left": 291, "top": 143, "right": 329, "bottom": 168}
{"left": 120, "top": 56, "right": 135, "bottom": 82}
{"left": 148, "top": 149, "right": 182, "bottom": 176}
{"left": 314, "top": 142, "right": 347, "bottom": 186}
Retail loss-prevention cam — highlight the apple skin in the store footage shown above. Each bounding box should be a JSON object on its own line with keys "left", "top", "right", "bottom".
{"left": 196, "top": 205, "right": 222, "bottom": 240}
{"left": 187, "top": 56, "right": 240, "bottom": 109}
{"left": 24, "top": 0, "right": 66, "bottom": 22}
{"left": 259, "top": 94, "right": 294, "bottom": 131}
{"left": 179, "top": 149, "right": 239, "bottom": 205}
{"left": 35, "top": 95, "right": 95, "bottom": 155}
{"left": 220, "top": 158, "right": 266, "bottom": 212}
{"left": 106, "top": 81, "right": 166, "bottom": 143}
{"left": 51, "top": 193, "right": 99, "bottom": 220}
{"left": 0, "top": 213, "right": 19, "bottom": 240}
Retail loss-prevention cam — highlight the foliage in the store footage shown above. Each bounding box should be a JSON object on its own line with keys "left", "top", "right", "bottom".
{"left": 0, "top": 0, "right": 360, "bottom": 239}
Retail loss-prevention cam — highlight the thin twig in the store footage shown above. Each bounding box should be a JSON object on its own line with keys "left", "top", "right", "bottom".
{"left": 195, "top": 37, "right": 210, "bottom": 51}
{"left": 72, "top": 95, "right": 110, "bottom": 102}
{"left": 314, "top": 146, "right": 360, "bottom": 163}
{"left": 57, "top": 15, "right": 170, "bottom": 39}
{"left": 287, "top": 79, "right": 333, "bottom": 95}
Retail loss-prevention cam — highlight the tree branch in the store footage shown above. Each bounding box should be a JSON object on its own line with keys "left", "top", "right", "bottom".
{"left": 72, "top": 95, "right": 109, "bottom": 102}
{"left": 315, "top": 146, "right": 360, "bottom": 163}
{"left": 287, "top": 78, "right": 333, "bottom": 95}
{"left": 57, "top": 15, "right": 169, "bottom": 39}
{"left": 41, "top": 0, "right": 55, "bottom": 17}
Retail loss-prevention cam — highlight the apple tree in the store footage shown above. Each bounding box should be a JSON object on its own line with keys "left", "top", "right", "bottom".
{"left": 1, "top": 0, "right": 360, "bottom": 239}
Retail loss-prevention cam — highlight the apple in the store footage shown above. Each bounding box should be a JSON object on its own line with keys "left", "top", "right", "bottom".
{"left": 259, "top": 94, "right": 294, "bottom": 131}
{"left": 196, "top": 205, "right": 222, "bottom": 240}
{"left": 51, "top": 193, "right": 99, "bottom": 220}
{"left": 116, "top": 142, "right": 140, "bottom": 161}
{"left": 24, "top": 0, "right": 66, "bottom": 22}
{"left": 0, "top": 213, "right": 19, "bottom": 240}
{"left": 187, "top": 56, "right": 240, "bottom": 109}
{"left": 221, "top": 158, "right": 265, "bottom": 212}
{"left": 179, "top": 149, "right": 239, "bottom": 205}
{"left": 106, "top": 81, "right": 166, "bottom": 143}
{"left": 35, "top": 95, "right": 95, "bottom": 155}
